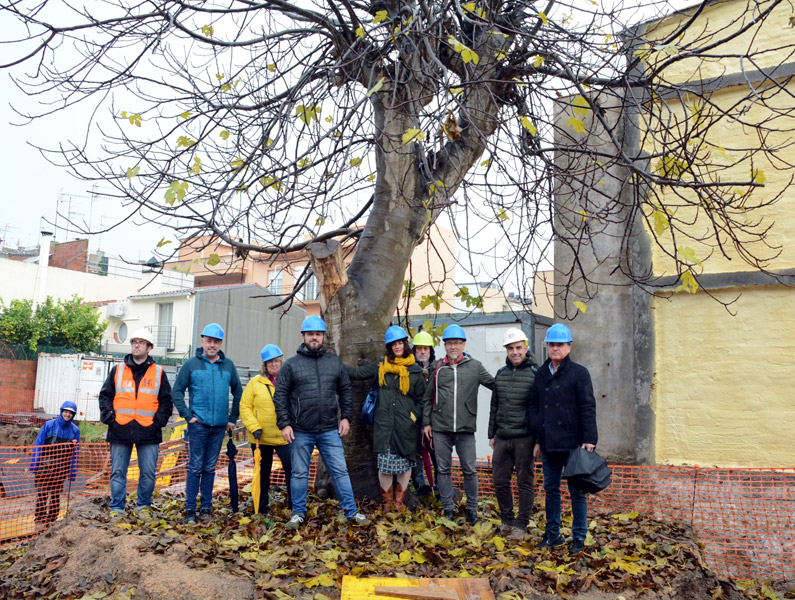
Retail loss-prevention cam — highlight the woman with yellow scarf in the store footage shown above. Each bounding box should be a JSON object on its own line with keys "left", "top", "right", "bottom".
{"left": 347, "top": 326, "right": 426, "bottom": 511}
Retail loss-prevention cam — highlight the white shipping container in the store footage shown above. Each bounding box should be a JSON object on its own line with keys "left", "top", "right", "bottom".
{"left": 35, "top": 354, "right": 116, "bottom": 422}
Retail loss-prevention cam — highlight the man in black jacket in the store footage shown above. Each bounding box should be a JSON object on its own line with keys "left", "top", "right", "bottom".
{"left": 488, "top": 327, "right": 537, "bottom": 536}
{"left": 273, "top": 316, "right": 369, "bottom": 529}
{"left": 530, "top": 323, "right": 597, "bottom": 554}
{"left": 99, "top": 328, "right": 173, "bottom": 514}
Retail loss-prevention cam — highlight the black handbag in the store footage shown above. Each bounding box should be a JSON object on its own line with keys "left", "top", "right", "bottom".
{"left": 360, "top": 379, "right": 379, "bottom": 425}
{"left": 563, "top": 446, "right": 612, "bottom": 494}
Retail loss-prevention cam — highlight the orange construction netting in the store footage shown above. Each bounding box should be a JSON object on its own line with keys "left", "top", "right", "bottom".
{"left": 0, "top": 442, "right": 792, "bottom": 580}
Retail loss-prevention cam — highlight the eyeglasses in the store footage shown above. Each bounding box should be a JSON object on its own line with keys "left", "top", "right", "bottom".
{"left": 131, "top": 340, "right": 149, "bottom": 346}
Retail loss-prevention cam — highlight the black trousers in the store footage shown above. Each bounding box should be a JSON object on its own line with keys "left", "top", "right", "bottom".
{"left": 250, "top": 443, "right": 292, "bottom": 513}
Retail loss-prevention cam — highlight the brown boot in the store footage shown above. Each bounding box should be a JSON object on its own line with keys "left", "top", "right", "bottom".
{"left": 393, "top": 483, "right": 408, "bottom": 511}
{"left": 380, "top": 486, "right": 393, "bottom": 512}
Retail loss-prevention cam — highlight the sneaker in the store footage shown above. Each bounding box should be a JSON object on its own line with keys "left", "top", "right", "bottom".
{"left": 536, "top": 532, "right": 565, "bottom": 549}
{"left": 569, "top": 538, "right": 585, "bottom": 553}
{"left": 443, "top": 509, "right": 455, "bottom": 520}
{"left": 348, "top": 512, "right": 370, "bottom": 526}
{"left": 466, "top": 509, "right": 479, "bottom": 525}
{"left": 199, "top": 510, "right": 212, "bottom": 523}
{"left": 184, "top": 512, "right": 197, "bottom": 525}
{"left": 285, "top": 513, "right": 304, "bottom": 530}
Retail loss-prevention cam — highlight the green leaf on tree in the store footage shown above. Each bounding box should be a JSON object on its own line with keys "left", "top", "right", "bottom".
{"left": 165, "top": 180, "right": 189, "bottom": 205}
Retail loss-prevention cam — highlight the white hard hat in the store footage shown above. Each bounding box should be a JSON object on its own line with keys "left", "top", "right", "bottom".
{"left": 130, "top": 328, "right": 154, "bottom": 346}
{"left": 503, "top": 327, "right": 529, "bottom": 346}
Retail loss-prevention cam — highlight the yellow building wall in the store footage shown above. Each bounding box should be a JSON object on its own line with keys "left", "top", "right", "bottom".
{"left": 644, "top": 0, "right": 795, "bottom": 467}
{"left": 653, "top": 286, "right": 795, "bottom": 467}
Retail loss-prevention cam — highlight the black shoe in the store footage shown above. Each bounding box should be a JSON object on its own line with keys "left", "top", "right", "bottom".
{"left": 443, "top": 509, "right": 455, "bottom": 520}
{"left": 536, "top": 533, "right": 565, "bottom": 549}
{"left": 184, "top": 512, "right": 197, "bottom": 525}
{"left": 466, "top": 510, "right": 479, "bottom": 525}
{"left": 569, "top": 538, "right": 585, "bottom": 553}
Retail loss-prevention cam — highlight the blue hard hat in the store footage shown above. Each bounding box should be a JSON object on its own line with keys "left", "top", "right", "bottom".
{"left": 260, "top": 344, "right": 284, "bottom": 363}
{"left": 201, "top": 323, "right": 225, "bottom": 340}
{"left": 60, "top": 400, "right": 77, "bottom": 414}
{"left": 301, "top": 315, "right": 327, "bottom": 332}
{"left": 544, "top": 323, "right": 573, "bottom": 343}
{"left": 442, "top": 324, "right": 466, "bottom": 341}
{"left": 384, "top": 325, "right": 409, "bottom": 344}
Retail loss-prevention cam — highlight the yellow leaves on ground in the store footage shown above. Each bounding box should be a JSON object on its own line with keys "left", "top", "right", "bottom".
{"left": 164, "top": 180, "right": 188, "bottom": 205}
{"left": 519, "top": 116, "right": 537, "bottom": 136}
{"left": 611, "top": 511, "right": 640, "bottom": 521}
{"left": 296, "top": 104, "right": 321, "bottom": 126}
{"left": 402, "top": 128, "right": 426, "bottom": 144}
{"left": 301, "top": 573, "right": 335, "bottom": 588}
{"left": 447, "top": 36, "right": 480, "bottom": 65}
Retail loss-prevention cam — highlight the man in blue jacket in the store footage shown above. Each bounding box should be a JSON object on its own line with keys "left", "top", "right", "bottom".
{"left": 30, "top": 400, "right": 80, "bottom": 528}
{"left": 530, "top": 323, "right": 598, "bottom": 554}
{"left": 172, "top": 323, "right": 243, "bottom": 524}
{"left": 273, "top": 315, "right": 369, "bottom": 529}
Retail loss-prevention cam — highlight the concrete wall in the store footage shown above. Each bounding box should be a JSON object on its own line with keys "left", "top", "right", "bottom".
{"left": 552, "top": 91, "right": 654, "bottom": 464}
{"left": 193, "top": 285, "right": 306, "bottom": 372}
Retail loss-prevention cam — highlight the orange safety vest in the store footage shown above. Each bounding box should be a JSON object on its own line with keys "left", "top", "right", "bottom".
{"left": 113, "top": 363, "right": 162, "bottom": 427}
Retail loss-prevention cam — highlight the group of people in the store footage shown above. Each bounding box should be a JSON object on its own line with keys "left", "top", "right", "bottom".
{"left": 33, "top": 314, "right": 598, "bottom": 553}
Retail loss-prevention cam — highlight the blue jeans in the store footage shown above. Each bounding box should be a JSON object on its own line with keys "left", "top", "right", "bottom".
{"left": 290, "top": 429, "right": 357, "bottom": 518}
{"left": 542, "top": 451, "right": 588, "bottom": 540}
{"left": 109, "top": 442, "right": 160, "bottom": 511}
{"left": 434, "top": 431, "right": 478, "bottom": 512}
{"left": 185, "top": 421, "right": 226, "bottom": 514}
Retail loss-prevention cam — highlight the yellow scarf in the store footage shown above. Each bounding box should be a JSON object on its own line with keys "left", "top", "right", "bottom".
{"left": 378, "top": 354, "right": 416, "bottom": 395}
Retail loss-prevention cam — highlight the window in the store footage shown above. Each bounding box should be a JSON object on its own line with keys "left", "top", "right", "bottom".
{"left": 156, "top": 302, "right": 174, "bottom": 349}
{"left": 117, "top": 322, "right": 128, "bottom": 343}
{"left": 303, "top": 274, "right": 319, "bottom": 301}
{"left": 268, "top": 270, "right": 283, "bottom": 294}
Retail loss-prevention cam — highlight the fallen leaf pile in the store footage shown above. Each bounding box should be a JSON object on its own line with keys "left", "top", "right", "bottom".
{"left": 1, "top": 491, "right": 793, "bottom": 600}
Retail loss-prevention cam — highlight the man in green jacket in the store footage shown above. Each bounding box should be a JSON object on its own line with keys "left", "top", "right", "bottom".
{"left": 488, "top": 328, "right": 537, "bottom": 536}
{"left": 422, "top": 324, "right": 494, "bottom": 524}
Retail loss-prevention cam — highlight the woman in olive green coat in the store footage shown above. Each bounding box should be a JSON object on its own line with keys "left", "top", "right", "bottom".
{"left": 347, "top": 326, "right": 426, "bottom": 510}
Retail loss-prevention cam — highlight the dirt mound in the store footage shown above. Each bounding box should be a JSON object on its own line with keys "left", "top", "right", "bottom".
{"left": 4, "top": 497, "right": 253, "bottom": 600}
{"left": 0, "top": 423, "right": 39, "bottom": 446}
{"left": 0, "top": 494, "right": 787, "bottom": 600}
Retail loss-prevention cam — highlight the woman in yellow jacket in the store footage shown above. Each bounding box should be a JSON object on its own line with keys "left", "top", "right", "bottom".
{"left": 240, "top": 344, "right": 291, "bottom": 514}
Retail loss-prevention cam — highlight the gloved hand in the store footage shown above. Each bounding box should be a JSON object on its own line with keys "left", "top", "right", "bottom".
{"left": 253, "top": 429, "right": 262, "bottom": 440}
